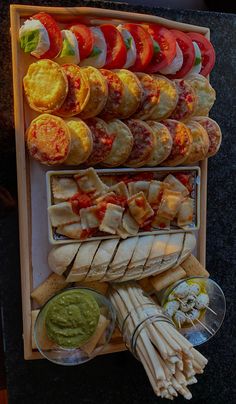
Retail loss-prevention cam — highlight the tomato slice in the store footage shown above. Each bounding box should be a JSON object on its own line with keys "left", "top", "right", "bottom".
{"left": 187, "top": 32, "right": 215, "bottom": 76}
{"left": 32, "top": 12, "right": 62, "bottom": 59}
{"left": 143, "top": 24, "right": 176, "bottom": 73}
{"left": 69, "top": 24, "right": 94, "bottom": 60}
{"left": 166, "top": 30, "right": 195, "bottom": 79}
{"left": 100, "top": 24, "right": 127, "bottom": 69}
{"left": 123, "top": 23, "right": 153, "bottom": 71}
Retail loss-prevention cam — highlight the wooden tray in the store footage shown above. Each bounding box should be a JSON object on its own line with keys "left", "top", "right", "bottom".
{"left": 10, "top": 4, "right": 208, "bottom": 360}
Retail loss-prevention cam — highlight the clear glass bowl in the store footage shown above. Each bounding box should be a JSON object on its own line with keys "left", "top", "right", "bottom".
{"left": 34, "top": 287, "right": 116, "bottom": 366}
{"left": 161, "top": 277, "right": 226, "bottom": 346}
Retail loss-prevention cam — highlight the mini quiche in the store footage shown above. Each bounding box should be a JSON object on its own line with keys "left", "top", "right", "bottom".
{"left": 102, "top": 119, "right": 134, "bottom": 167}
{"left": 85, "top": 118, "right": 115, "bottom": 166}
{"left": 26, "top": 114, "right": 71, "bottom": 165}
{"left": 99, "top": 69, "right": 125, "bottom": 119}
{"left": 183, "top": 120, "right": 209, "bottom": 164}
{"left": 23, "top": 59, "right": 68, "bottom": 113}
{"left": 149, "top": 75, "right": 178, "bottom": 121}
{"left": 170, "top": 79, "right": 197, "bottom": 121}
{"left": 161, "top": 119, "right": 192, "bottom": 166}
{"left": 146, "top": 121, "right": 173, "bottom": 166}
{"left": 186, "top": 74, "right": 216, "bottom": 116}
{"left": 133, "top": 73, "right": 160, "bottom": 120}
{"left": 192, "top": 116, "right": 222, "bottom": 157}
{"left": 124, "top": 119, "right": 155, "bottom": 167}
{"left": 56, "top": 64, "right": 90, "bottom": 117}
{"left": 114, "top": 69, "right": 142, "bottom": 118}
{"left": 79, "top": 66, "right": 108, "bottom": 119}
{"left": 64, "top": 118, "right": 93, "bottom": 165}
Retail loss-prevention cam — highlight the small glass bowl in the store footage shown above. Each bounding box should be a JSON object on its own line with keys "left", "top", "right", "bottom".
{"left": 161, "top": 277, "right": 226, "bottom": 346}
{"left": 34, "top": 287, "right": 116, "bottom": 366}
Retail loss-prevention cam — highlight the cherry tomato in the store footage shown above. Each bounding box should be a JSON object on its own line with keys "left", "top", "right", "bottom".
{"left": 187, "top": 32, "right": 216, "bottom": 76}
{"left": 69, "top": 24, "right": 94, "bottom": 59}
{"left": 100, "top": 24, "right": 127, "bottom": 69}
{"left": 32, "top": 12, "right": 62, "bottom": 59}
{"left": 166, "top": 30, "right": 195, "bottom": 79}
{"left": 123, "top": 23, "right": 154, "bottom": 71}
{"left": 143, "top": 24, "right": 176, "bottom": 72}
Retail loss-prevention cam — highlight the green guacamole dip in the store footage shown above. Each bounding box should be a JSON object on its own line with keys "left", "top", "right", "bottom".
{"left": 45, "top": 289, "right": 100, "bottom": 349}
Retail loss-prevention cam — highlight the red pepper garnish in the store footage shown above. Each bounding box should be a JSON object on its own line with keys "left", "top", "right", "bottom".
{"left": 70, "top": 192, "right": 93, "bottom": 214}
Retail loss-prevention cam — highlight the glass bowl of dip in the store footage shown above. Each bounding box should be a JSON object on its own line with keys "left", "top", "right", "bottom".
{"left": 160, "top": 277, "right": 226, "bottom": 346}
{"left": 34, "top": 287, "right": 116, "bottom": 365}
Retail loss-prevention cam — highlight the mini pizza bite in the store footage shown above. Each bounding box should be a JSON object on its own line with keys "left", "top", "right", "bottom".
{"left": 99, "top": 69, "right": 125, "bottom": 119}
{"left": 183, "top": 120, "right": 209, "bottom": 164}
{"left": 146, "top": 121, "right": 173, "bottom": 166}
{"left": 102, "top": 120, "right": 134, "bottom": 167}
{"left": 149, "top": 75, "right": 178, "bottom": 120}
{"left": 52, "top": 177, "right": 78, "bottom": 202}
{"left": 186, "top": 74, "right": 216, "bottom": 116}
{"left": 163, "top": 174, "right": 189, "bottom": 197}
{"left": 127, "top": 191, "right": 154, "bottom": 225}
{"left": 85, "top": 118, "right": 115, "bottom": 166}
{"left": 157, "top": 188, "right": 183, "bottom": 220}
{"left": 170, "top": 79, "right": 196, "bottom": 121}
{"left": 64, "top": 118, "right": 93, "bottom": 165}
{"left": 55, "top": 64, "right": 90, "bottom": 117}
{"left": 124, "top": 119, "right": 154, "bottom": 167}
{"left": 133, "top": 73, "right": 160, "bottom": 120}
{"left": 74, "top": 167, "right": 108, "bottom": 197}
{"left": 48, "top": 201, "right": 79, "bottom": 227}
{"left": 23, "top": 59, "right": 68, "bottom": 113}
{"left": 177, "top": 197, "right": 194, "bottom": 227}
{"left": 79, "top": 66, "right": 108, "bottom": 119}
{"left": 192, "top": 116, "right": 222, "bottom": 158}
{"left": 114, "top": 69, "right": 142, "bottom": 118}
{"left": 161, "top": 119, "right": 192, "bottom": 166}
{"left": 26, "top": 114, "right": 71, "bottom": 165}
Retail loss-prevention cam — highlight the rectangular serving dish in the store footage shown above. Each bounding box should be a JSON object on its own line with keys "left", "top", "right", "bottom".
{"left": 46, "top": 167, "right": 201, "bottom": 245}
{"left": 10, "top": 4, "right": 209, "bottom": 360}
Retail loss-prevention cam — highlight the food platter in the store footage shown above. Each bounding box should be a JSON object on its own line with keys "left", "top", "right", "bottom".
{"left": 10, "top": 4, "right": 210, "bottom": 362}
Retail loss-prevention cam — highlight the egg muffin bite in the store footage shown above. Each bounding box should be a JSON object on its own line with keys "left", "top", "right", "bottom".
{"left": 23, "top": 59, "right": 68, "bottom": 113}
{"left": 102, "top": 119, "right": 134, "bottom": 167}
{"left": 161, "top": 119, "right": 192, "bottom": 166}
{"left": 114, "top": 69, "right": 142, "bottom": 119}
{"left": 56, "top": 64, "right": 90, "bottom": 117}
{"left": 170, "top": 79, "right": 196, "bottom": 122}
{"left": 192, "top": 116, "right": 222, "bottom": 157}
{"left": 133, "top": 73, "right": 160, "bottom": 120}
{"left": 146, "top": 121, "right": 173, "bottom": 166}
{"left": 183, "top": 120, "right": 210, "bottom": 164}
{"left": 124, "top": 119, "right": 155, "bottom": 167}
{"left": 79, "top": 67, "right": 108, "bottom": 119}
{"left": 99, "top": 69, "right": 125, "bottom": 119}
{"left": 64, "top": 118, "right": 93, "bottom": 165}
{"left": 85, "top": 118, "right": 115, "bottom": 166}
{"left": 26, "top": 114, "right": 71, "bottom": 165}
{"left": 149, "top": 75, "right": 178, "bottom": 121}
{"left": 186, "top": 74, "right": 216, "bottom": 116}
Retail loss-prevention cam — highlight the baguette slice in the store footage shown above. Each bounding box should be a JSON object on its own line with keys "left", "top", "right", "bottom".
{"left": 156, "top": 232, "right": 185, "bottom": 274}
{"left": 66, "top": 240, "right": 100, "bottom": 282}
{"left": 174, "top": 232, "right": 196, "bottom": 267}
{"left": 105, "top": 237, "right": 139, "bottom": 280}
{"left": 123, "top": 236, "right": 154, "bottom": 280}
{"left": 86, "top": 239, "right": 120, "bottom": 281}
{"left": 48, "top": 243, "right": 80, "bottom": 275}
{"left": 145, "top": 234, "right": 170, "bottom": 268}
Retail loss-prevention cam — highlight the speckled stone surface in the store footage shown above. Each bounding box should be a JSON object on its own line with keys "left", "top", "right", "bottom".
{"left": 0, "top": 1, "right": 236, "bottom": 403}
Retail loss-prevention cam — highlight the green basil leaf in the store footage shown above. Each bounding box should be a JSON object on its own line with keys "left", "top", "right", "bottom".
{"left": 194, "top": 56, "right": 202, "bottom": 66}
{"left": 125, "top": 37, "right": 132, "bottom": 50}
{"left": 20, "top": 29, "right": 40, "bottom": 53}
{"left": 60, "top": 38, "right": 75, "bottom": 57}
{"left": 153, "top": 39, "right": 160, "bottom": 54}
{"left": 89, "top": 46, "right": 102, "bottom": 57}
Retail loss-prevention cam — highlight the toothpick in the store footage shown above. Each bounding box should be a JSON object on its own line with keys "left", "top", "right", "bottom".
{"left": 202, "top": 304, "right": 217, "bottom": 316}
{"left": 185, "top": 315, "right": 197, "bottom": 329}
{"left": 195, "top": 318, "right": 214, "bottom": 336}
{"left": 178, "top": 320, "right": 181, "bottom": 329}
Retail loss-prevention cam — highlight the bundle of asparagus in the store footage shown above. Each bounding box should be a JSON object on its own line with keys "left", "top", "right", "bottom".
{"left": 109, "top": 282, "right": 208, "bottom": 400}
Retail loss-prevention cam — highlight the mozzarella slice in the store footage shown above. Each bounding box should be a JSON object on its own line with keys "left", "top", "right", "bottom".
{"left": 80, "top": 27, "right": 107, "bottom": 68}
{"left": 19, "top": 19, "right": 50, "bottom": 58}
{"left": 185, "top": 42, "right": 202, "bottom": 77}
{"left": 159, "top": 43, "right": 183, "bottom": 75}
{"left": 117, "top": 25, "right": 137, "bottom": 68}
{"left": 56, "top": 30, "right": 80, "bottom": 65}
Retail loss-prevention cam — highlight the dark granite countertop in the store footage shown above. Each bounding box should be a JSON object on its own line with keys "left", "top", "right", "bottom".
{"left": 0, "top": 1, "right": 236, "bottom": 403}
